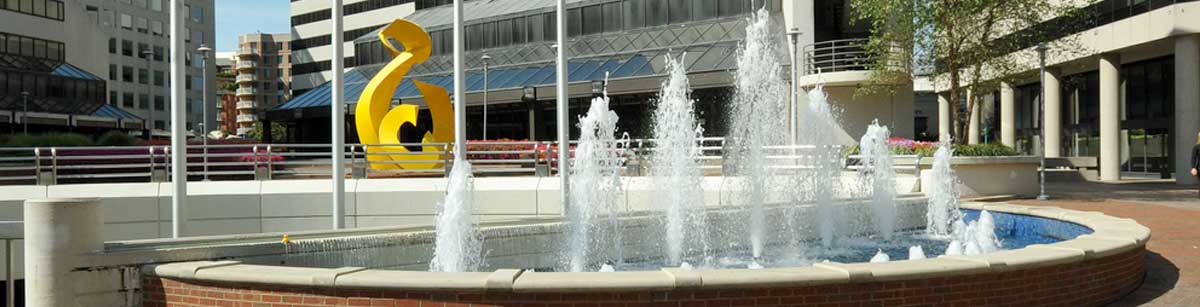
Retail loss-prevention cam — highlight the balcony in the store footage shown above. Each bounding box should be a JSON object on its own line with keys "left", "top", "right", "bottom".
{"left": 236, "top": 74, "right": 257, "bottom": 83}
{"left": 237, "top": 114, "right": 257, "bottom": 123}
{"left": 236, "top": 61, "right": 257, "bottom": 70}
{"left": 236, "top": 101, "right": 257, "bottom": 110}
{"left": 799, "top": 38, "right": 875, "bottom": 87}
{"left": 236, "top": 87, "right": 256, "bottom": 96}
{"left": 237, "top": 48, "right": 260, "bottom": 57}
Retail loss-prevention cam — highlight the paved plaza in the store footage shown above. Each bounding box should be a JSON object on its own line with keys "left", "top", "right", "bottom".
{"left": 1013, "top": 181, "right": 1200, "bottom": 306}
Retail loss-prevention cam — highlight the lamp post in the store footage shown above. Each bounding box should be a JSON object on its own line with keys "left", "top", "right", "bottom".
{"left": 481, "top": 54, "right": 491, "bottom": 140}
{"left": 198, "top": 45, "right": 212, "bottom": 181}
{"left": 787, "top": 28, "right": 800, "bottom": 146}
{"left": 20, "top": 91, "right": 28, "bottom": 134}
{"left": 142, "top": 49, "right": 155, "bottom": 138}
{"left": 1037, "top": 43, "right": 1049, "bottom": 201}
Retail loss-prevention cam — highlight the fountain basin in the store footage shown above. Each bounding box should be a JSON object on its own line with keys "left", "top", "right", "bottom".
{"left": 140, "top": 202, "right": 1148, "bottom": 306}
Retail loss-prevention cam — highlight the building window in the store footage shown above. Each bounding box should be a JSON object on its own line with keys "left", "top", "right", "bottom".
{"left": 136, "top": 17, "right": 148, "bottom": 33}
{"left": 191, "top": 6, "right": 203, "bottom": 22}
{"left": 121, "top": 40, "right": 133, "bottom": 56}
{"left": 121, "top": 66, "right": 133, "bottom": 82}
{"left": 138, "top": 43, "right": 149, "bottom": 59}
{"left": 154, "top": 120, "right": 164, "bottom": 130}
{"left": 109, "top": 91, "right": 117, "bottom": 105}
{"left": 120, "top": 13, "right": 132, "bottom": 30}
{"left": 138, "top": 68, "right": 148, "bottom": 85}
{"left": 139, "top": 94, "right": 149, "bottom": 109}
{"left": 153, "top": 71, "right": 164, "bottom": 86}
{"left": 108, "top": 64, "right": 117, "bottom": 80}
{"left": 0, "top": 0, "right": 65, "bottom": 21}
{"left": 153, "top": 46, "right": 164, "bottom": 61}
{"left": 154, "top": 95, "right": 164, "bottom": 111}
{"left": 108, "top": 38, "right": 116, "bottom": 54}
{"left": 123, "top": 92, "right": 135, "bottom": 108}
{"left": 150, "top": 0, "right": 161, "bottom": 12}
{"left": 151, "top": 21, "right": 163, "bottom": 36}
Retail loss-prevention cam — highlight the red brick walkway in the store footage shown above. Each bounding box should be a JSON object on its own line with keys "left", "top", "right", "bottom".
{"left": 1012, "top": 182, "right": 1200, "bottom": 306}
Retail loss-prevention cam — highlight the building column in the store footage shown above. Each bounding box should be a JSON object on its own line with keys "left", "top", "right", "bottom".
{"left": 1044, "top": 68, "right": 1063, "bottom": 158}
{"left": 24, "top": 199, "right": 103, "bottom": 307}
{"left": 1000, "top": 82, "right": 1016, "bottom": 147}
{"left": 1099, "top": 53, "right": 1122, "bottom": 181}
{"left": 968, "top": 89, "right": 980, "bottom": 145}
{"left": 1176, "top": 35, "right": 1200, "bottom": 184}
{"left": 938, "top": 92, "right": 951, "bottom": 142}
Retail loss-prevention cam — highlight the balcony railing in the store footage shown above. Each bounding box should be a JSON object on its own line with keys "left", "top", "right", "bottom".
{"left": 236, "top": 114, "right": 257, "bottom": 123}
{"left": 235, "top": 61, "right": 257, "bottom": 70}
{"left": 235, "top": 74, "right": 257, "bottom": 83}
{"left": 236, "top": 87, "right": 256, "bottom": 96}
{"left": 803, "top": 38, "right": 873, "bottom": 75}
{"left": 236, "top": 101, "right": 256, "bottom": 109}
{"left": 237, "top": 48, "right": 260, "bottom": 56}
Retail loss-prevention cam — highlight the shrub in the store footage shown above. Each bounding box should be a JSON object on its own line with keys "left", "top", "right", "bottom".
{"left": 845, "top": 138, "right": 1018, "bottom": 157}
{"left": 96, "top": 131, "right": 139, "bottom": 146}
{"left": 2, "top": 133, "right": 94, "bottom": 147}
{"left": 952, "top": 143, "right": 1019, "bottom": 157}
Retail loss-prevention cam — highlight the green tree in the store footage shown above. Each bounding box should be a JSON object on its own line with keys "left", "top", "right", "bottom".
{"left": 246, "top": 122, "right": 287, "bottom": 143}
{"left": 851, "top": 0, "right": 1089, "bottom": 143}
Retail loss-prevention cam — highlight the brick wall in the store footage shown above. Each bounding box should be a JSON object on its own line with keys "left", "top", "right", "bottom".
{"left": 142, "top": 246, "right": 1144, "bottom": 307}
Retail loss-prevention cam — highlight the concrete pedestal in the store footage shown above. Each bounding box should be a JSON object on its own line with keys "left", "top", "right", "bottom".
{"left": 23, "top": 198, "right": 103, "bottom": 307}
{"left": 1100, "top": 54, "right": 1122, "bottom": 181}
{"left": 1176, "top": 35, "right": 1200, "bottom": 185}
{"left": 1044, "top": 69, "right": 1063, "bottom": 158}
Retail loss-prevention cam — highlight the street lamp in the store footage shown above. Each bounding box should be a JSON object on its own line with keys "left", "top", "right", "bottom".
{"left": 1036, "top": 43, "right": 1049, "bottom": 201}
{"left": 20, "top": 91, "right": 29, "bottom": 134}
{"left": 198, "top": 45, "right": 212, "bottom": 181}
{"left": 786, "top": 28, "right": 801, "bottom": 146}
{"left": 481, "top": 54, "right": 491, "bottom": 140}
{"left": 141, "top": 49, "right": 155, "bottom": 138}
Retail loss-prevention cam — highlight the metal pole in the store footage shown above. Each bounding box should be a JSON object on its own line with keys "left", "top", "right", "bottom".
{"left": 144, "top": 49, "right": 154, "bottom": 138}
{"left": 787, "top": 29, "right": 800, "bottom": 146}
{"left": 169, "top": 0, "right": 187, "bottom": 237}
{"left": 198, "top": 46, "right": 212, "bottom": 181}
{"left": 453, "top": 0, "right": 467, "bottom": 160}
{"left": 5, "top": 239, "right": 11, "bottom": 307}
{"left": 20, "top": 92, "right": 28, "bottom": 135}
{"left": 482, "top": 54, "right": 491, "bottom": 140}
{"left": 1037, "top": 43, "right": 1049, "bottom": 201}
{"left": 331, "top": 0, "right": 346, "bottom": 229}
{"left": 556, "top": 0, "right": 570, "bottom": 210}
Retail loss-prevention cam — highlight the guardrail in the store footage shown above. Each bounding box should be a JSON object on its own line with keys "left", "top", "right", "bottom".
{"left": 803, "top": 38, "right": 872, "bottom": 75}
{"left": 0, "top": 139, "right": 922, "bottom": 186}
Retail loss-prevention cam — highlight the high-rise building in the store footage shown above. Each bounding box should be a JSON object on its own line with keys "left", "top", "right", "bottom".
{"left": 233, "top": 33, "right": 291, "bottom": 136}
{"left": 81, "top": 0, "right": 216, "bottom": 137}
{"left": 213, "top": 51, "right": 236, "bottom": 134}
{"left": 288, "top": 0, "right": 417, "bottom": 96}
{"left": 0, "top": 0, "right": 142, "bottom": 134}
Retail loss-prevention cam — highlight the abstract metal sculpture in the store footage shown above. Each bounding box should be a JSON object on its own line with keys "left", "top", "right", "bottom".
{"left": 355, "top": 19, "right": 454, "bottom": 170}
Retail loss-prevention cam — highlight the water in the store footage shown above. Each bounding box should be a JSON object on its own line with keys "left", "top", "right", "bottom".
{"left": 725, "top": 8, "right": 789, "bottom": 259}
{"left": 926, "top": 140, "right": 961, "bottom": 236}
{"left": 429, "top": 159, "right": 482, "bottom": 272}
{"left": 650, "top": 54, "right": 708, "bottom": 266}
{"left": 858, "top": 120, "right": 897, "bottom": 240}
{"left": 565, "top": 80, "right": 628, "bottom": 272}
{"left": 801, "top": 85, "right": 843, "bottom": 247}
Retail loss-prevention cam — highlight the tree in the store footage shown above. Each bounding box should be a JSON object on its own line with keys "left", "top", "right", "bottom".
{"left": 851, "top": 0, "right": 1089, "bottom": 143}
{"left": 247, "top": 122, "right": 287, "bottom": 143}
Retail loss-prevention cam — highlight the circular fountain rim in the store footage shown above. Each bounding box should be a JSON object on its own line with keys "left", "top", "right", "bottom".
{"left": 144, "top": 202, "right": 1149, "bottom": 292}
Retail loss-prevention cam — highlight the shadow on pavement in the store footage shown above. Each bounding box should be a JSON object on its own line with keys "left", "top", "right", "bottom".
{"left": 1109, "top": 251, "right": 1180, "bottom": 306}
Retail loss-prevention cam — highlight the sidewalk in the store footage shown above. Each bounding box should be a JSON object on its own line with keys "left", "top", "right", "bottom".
{"left": 1011, "top": 181, "right": 1200, "bottom": 306}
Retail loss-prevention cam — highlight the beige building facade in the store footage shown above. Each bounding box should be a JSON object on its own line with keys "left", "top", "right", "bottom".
{"left": 234, "top": 33, "right": 291, "bottom": 136}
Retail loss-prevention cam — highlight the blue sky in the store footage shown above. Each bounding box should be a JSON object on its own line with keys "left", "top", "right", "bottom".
{"left": 215, "top": 0, "right": 291, "bottom": 52}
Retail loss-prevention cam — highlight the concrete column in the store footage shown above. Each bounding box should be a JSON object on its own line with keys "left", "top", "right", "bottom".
{"left": 1044, "top": 68, "right": 1063, "bottom": 158}
{"left": 1000, "top": 82, "right": 1016, "bottom": 147}
{"left": 1099, "top": 53, "right": 1122, "bottom": 181}
{"left": 969, "top": 89, "right": 981, "bottom": 145}
{"left": 938, "top": 93, "right": 951, "bottom": 142}
{"left": 1176, "top": 35, "right": 1200, "bottom": 184}
{"left": 24, "top": 198, "right": 103, "bottom": 307}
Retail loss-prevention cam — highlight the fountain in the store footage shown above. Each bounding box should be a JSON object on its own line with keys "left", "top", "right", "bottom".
{"left": 858, "top": 120, "right": 897, "bottom": 240}
{"left": 927, "top": 140, "right": 962, "bottom": 236}
{"left": 801, "top": 85, "right": 843, "bottom": 247}
{"left": 429, "top": 159, "right": 482, "bottom": 272}
{"left": 650, "top": 54, "right": 708, "bottom": 266}
{"left": 565, "top": 78, "right": 627, "bottom": 272}
{"left": 725, "top": 8, "right": 790, "bottom": 259}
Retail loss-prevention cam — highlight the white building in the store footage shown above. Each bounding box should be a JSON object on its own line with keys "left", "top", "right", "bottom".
{"left": 289, "top": 0, "right": 418, "bottom": 96}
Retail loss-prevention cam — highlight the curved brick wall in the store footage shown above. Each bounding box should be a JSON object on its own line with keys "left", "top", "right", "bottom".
{"left": 142, "top": 246, "right": 1143, "bottom": 307}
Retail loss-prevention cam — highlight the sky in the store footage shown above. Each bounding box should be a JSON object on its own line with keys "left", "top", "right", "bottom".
{"left": 215, "top": 0, "right": 292, "bottom": 52}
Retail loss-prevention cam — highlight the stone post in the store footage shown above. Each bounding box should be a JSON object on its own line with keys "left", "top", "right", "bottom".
{"left": 23, "top": 198, "right": 104, "bottom": 307}
{"left": 1176, "top": 35, "right": 1200, "bottom": 184}
{"left": 1044, "top": 68, "right": 1063, "bottom": 158}
{"left": 1000, "top": 82, "right": 1016, "bottom": 147}
{"left": 938, "top": 93, "right": 951, "bottom": 142}
{"left": 1099, "top": 53, "right": 1122, "bottom": 181}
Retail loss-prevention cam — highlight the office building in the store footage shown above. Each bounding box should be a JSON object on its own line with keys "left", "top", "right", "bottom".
{"left": 289, "top": 0, "right": 418, "bottom": 96}
{"left": 233, "top": 33, "right": 291, "bottom": 136}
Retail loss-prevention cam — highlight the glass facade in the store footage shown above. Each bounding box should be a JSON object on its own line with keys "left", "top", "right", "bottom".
{"left": 0, "top": 0, "right": 64, "bottom": 21}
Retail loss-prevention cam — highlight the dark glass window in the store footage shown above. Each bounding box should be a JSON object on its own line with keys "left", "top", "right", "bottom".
{"left": 602, "top": 2, "right": 622, "bottom": 32}
{"left": 693, "top": 0, "right": 717, "bottom": 20}
{"left": 567, "top": 8, "right": 582, "bottom": 37}
{"left": 719, "top": 0, "right": 745, "bottom": 17}
{"left": 624, "top": 0, "right": 645, "bottom": 30}
{"left": 647, "top": 0, "right": 668, "bottom": 26}
{"left": 582, "top": 5, "right": 602, "bottom": 35}
{"left": 668, "top": 0, "right": 691, "bottom": 24}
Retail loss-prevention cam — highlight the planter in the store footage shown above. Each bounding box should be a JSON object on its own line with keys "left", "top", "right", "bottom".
{"left": 918, "top": 156, "right": 1041, "bottom": 198}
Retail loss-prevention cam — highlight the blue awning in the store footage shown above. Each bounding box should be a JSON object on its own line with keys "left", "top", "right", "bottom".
{"left": 51, "top": 63, "right": 103, "bottom": 80}
{"left": 91, "top": 104, "right": 142, "bottom": 120}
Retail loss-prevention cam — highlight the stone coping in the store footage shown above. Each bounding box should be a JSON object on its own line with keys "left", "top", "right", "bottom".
{"left": 917, "top": 156, "right": 1042, "bottom": 167}
{"left": 144, "top": 202, "right": 1149, "bottom": 293}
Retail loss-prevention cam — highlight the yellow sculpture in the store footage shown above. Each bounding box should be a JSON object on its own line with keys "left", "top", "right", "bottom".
{"left": 356, "top": 19, "right": 454, "bottom": 170}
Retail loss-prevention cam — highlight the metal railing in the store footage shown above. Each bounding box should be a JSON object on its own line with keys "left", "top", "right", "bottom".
{"left": 236, "top": 87, "right": 256, "bottom": 96}
{"left": 235, "top": 61, "right": 257, "bottom": 69}
{"left": 803, "top": 38, "right": 872, "bottom": 75}
{"left": 0, "top": 139, "right": 926, "bottom": 186}
{"left": 235, "top": 74, "right": 257, "bottom": 83}
{"left": 236, "top": 114, "right": 257, "bottom": 122}
{"left": 237, "top": 48, "right": 260, "bottom": 56}
{"left": 236, "top": 101, "right": 257, "bottom": 109}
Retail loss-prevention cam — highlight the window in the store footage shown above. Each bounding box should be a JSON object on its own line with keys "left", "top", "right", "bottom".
{"left": 718, "top": 0, "right": 746, "bottom": 17}
{"left": 192, "top": 31, "right": 204, "bottom": 44}
{"left": 191, "top": 6, "right": 203, "bottom": 22}
{"left": 86, "top": 5, "right": 99, "bottom": 23}
{"left": 153, "top": 46, "right": 164, "bottom": 61}
{"left": 108, "top": 38, "right": 116, "bottom": 54}
{"left": 693, "top": 0, "right": 717, "bottom": 20}
{"left": 647, "top": 0, "right": 668, "bottom": 27}
{"left": 139, "top": 94, "right": 150, "bottom": 110}
{"left": 154, "top": 121, "right": 164, "bottom": 130}
{"left": 581, "top": 5, "right": 602, "bottom": 35}
{"left": 153, "top": 70, "right": 163, "bottom": 86}
{"left": 624, "top": 0, "right": 645, "bottom": 30}
{"left": 150, "top": 0, "right": 161, "bottom": 12}
{"left": 154, "top": 95, "right": 164, "bottom": 111}
{"left": 151, "top": 21, "right": 162, "bottom": 36}
{"left": 138, "top": 43, "right": 149, "bottom": 58}
{"left": 138, "top": 68, "right": 148, "bottom": 84}
{"left": 108, "top": 64, "right": 117, "bottom": 80}
{"left": 109, "top": 91, "right": 117, "bottom": 105}
{"left": 121, "top": 66, "right": 133, "bottom": 82}
{"left": 123, "top": 92, "right": 134, "bottom": 108}
{"left": 526, "top": 14, "right": 544, "bottom": 44}
{"left": 136, "top": 17, "right": 148, "bottom": 33}
{"left": 120, "top": 13, "right": 132, "bottom": 30}
{"left": 603, "top": 2, "right": 622, "bottom": 33}
{"left": 669, "top": 0, "right": 691, "bottom": 24}
{"left": 121, "top": 40, "right": 133, "bottom": 56}
{"left": 567, "top": 8, "right": 581, "bottom": 37}
{"left": 101, "top": 9, "right": 114, "bottom": 27}
{"left": 0, "top": 0, "right": 65, "bottom": 21}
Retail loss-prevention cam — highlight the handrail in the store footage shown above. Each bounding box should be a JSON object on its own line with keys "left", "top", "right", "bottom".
{"left": 803, "top": 38, "right": 872, "bottom": 75}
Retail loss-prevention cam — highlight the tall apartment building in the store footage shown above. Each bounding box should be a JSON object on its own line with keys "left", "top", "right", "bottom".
{"left": 0, "top": 0, "right": 142, "bottom": 134}
{"left": 289, "top": 0, "right": 418, "bottom": 96}
{"left": 233, "top": 33, "right": 291, "bottom": 136}
{"left": 83, "top": 0, "right": 216, "bottom": 136}
{"left": 213, "top": 51, "right": 236, "bottom": 134}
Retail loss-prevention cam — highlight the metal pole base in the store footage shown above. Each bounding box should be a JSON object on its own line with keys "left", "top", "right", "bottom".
{"left": 1037, "top": 194, "right": 1050, "bottom": 201}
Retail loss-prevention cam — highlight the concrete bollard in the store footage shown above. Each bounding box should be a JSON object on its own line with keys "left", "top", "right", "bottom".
{"left": 23, "top": 198, "right": 103, "bottom": 307}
